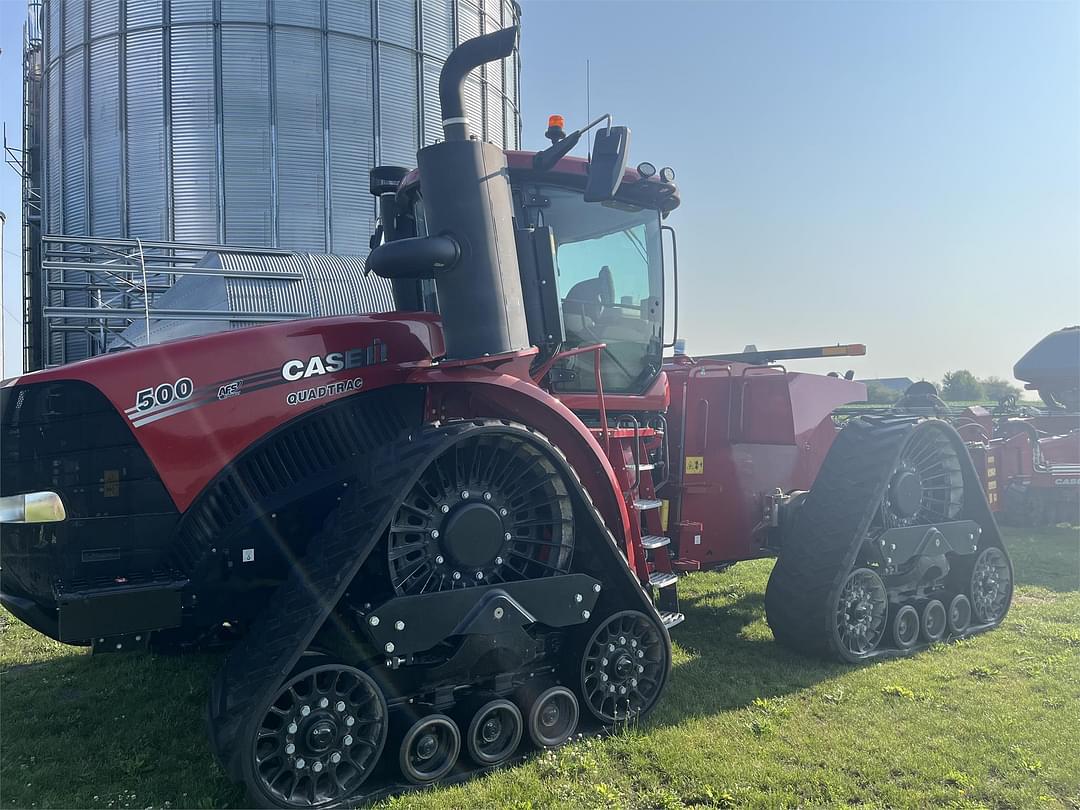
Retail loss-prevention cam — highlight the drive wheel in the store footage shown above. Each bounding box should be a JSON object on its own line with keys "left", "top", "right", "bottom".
{"left": 891, "top": 604, "right": 920, "bottom": 649}
{"left": 970, "top": 547, "right": 1012, "bottom": 624}
{"left": 466, "top": 699, "right": 523, "bottom": 766}
{"left": 833, "top": 568, "right": 888, "bottom": 659}
{"left": 527, "top": 686, "right": 579, "bottom": 748}
{"left": 243, "top": 664, "right": 387, "bottom": 809}
{"left": 387, "top": 431, "right": 575, "bottom": 595}
{"left": 920, "top": 599, "right": 947, "bottom": 642}
{"left": 947, "top": 593, "right": 972, "bottom": 634}
{"left": 580, "top": 610, "right": 669, "bottom": 724}
{"left": 399, "top": 715, "right": 460, "bottom": 784}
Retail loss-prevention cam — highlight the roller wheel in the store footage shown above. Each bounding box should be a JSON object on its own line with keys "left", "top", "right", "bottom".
{"left": 242, "top": 664, "right": 388, "bottom": 808}
{"left": 580, "top": 610, "right": 669, "bottom": 724}
{"left": 920, "top": 599, "right": 947, "bottom": 642}
{"left": 891, "top": 604, "right": 920, "bottom": 649}
{"left": 833, "top": 568, "right": 888, "bottom": 659}
{"left": 970, "top": 547, "right": 1012, "bottom": 624}
{"left": 465, "top": 699, "right": 523, "bottom": 766}
{"left": 387, "top": 432, "right": 575, "bottom": 595}
{"left": 527, "top": 686, "right": 579, "bottom": 749}
{"left": 399, "top": 714, "right": 460, "bottom": 784}
{"left": 947, "top": 593, "right": 972, "bottom": 634}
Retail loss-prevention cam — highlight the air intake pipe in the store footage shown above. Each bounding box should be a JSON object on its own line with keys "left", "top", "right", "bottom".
{"left": 367, "top": 26, "right": 529, "bottom": 361}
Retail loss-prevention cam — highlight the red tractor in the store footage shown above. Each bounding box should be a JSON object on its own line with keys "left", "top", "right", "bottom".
{"left": 1, "top": 27, "right": 1012, "bottom": 808}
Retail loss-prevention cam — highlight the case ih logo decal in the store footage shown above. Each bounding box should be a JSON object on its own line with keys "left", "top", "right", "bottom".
{"left": 280, "top": 342, "right": 390, "bottom": 382}
{"left": 124, "top": 340, "right": 389, "bottom": 428}
{"left": 1055, "top": 478, "right": 1079, "bottom": 486}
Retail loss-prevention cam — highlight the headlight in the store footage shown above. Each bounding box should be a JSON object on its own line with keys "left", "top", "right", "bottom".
{"left": 0, "top": 492, "right": 67, "bottom": 523}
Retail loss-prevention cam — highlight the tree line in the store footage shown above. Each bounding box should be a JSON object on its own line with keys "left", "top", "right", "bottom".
{"left": 866, "top": 371, "right": 1021, "bottom": 404}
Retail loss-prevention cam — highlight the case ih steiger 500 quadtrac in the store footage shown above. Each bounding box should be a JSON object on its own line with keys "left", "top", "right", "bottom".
{"left": 1, "top": 27, "right": 1013, "bottom": 808}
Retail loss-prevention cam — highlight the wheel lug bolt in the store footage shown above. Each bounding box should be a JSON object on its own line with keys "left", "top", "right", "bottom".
{"left": 336, "top": 701, "right": 346, "bottom": 712}
{"left": 637, "top": 650, "right": 644, "bottom": 658}
{"left": 619, "top": 636, "right": 627, "bottom": 645}
{"left": 331, "top": 752, "right": 342, "bottom": 764}
{"left": 313, "top": 761, "right": 324, "bottom": 773}
{"left": 385, "top": 642, "right": 395, "bottom": 653}
{"left": 504, "top": 532, "right": 512, "bottom": 541}
{"left": 285, "top": 743, "right": 296, "bottom": 755}
{"left": 601, "top": 673, "right": 609, "bottom": 682}
{"left": 395, "top": 620, "right": 405, "bottom": 630}
{"left": 601, "top": 658, "right": 608, "bottom": 666}
{"left": 608, "top": 685, "right": 616, "bottom": 693}
{"left": 319, "top": 698, "right": 329, "bottom": 708}
{"left": 441, "top": 504, "right": 450, "bottom": 514}
{"left": 630, "top": 639, "right": 637, "bottom": 648}
{"left": 637, "top": 664, "right": 644, "bottom": 673}
{"left": 495, "top": 556, "right": 503, "bottom": 565}
{"left": 346, "top": 716, "right": 355, "bottom": 726}
{"left": 295, "top": 758, "right": 306, "bottom": 769}
{"left": 499, "top": 508, "right": 508, "bottom": 517}
{"left": 631, "top": 678, "right": 638, "bottom": 687}
{"left": 368, "top": 615, "right": 379, "bottom": 626}
{"left": 476, "top": 571, "right": 484, "bottom": 580}
{"left": 483, "top": 492, "right": 492, "bottom": 501}
{"left": 608, "top": 644, "right": 615, "bottom": 653}
{"left": 344, "top": 735, "right": 354, "bottom": 746}
{"left": 619, "top": 686, "right": 627, "bottom": 695}
{"left": 574, "top": 594, "right": 583, "bottom": 603}
{"left": 300, "top": 705, "right": 311, "bottom": 717}
{"left": 452, "top": 571, "right": 461, "bottom": 580}
{"left": 582, "top": 610, "right": 590, "bottom": 620}
{"left": 461, "top": 491, "right": 470, "bottom": 499}
{"left": 288, "top": 723, "right": 298, "bottom": 734}
{"left": 435, "top": 555, "right": 445, "bottom": 564}
{"left": 431, "top": 529, "right": 440, "bottom": 539}
{"left": 593, "top": 583, "right": 601, "bottom": 592}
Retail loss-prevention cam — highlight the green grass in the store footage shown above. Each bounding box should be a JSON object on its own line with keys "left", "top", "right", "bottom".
{"left": 2, "top": 527, "right": 1078, "bottom": 810}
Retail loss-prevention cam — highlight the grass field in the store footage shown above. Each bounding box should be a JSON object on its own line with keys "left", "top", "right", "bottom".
{"left": 2, "top": 526, "right": 1077, "bottom": 810}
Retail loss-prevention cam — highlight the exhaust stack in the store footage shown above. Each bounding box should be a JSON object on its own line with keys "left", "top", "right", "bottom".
{"left": 368, "top": 26, "right": 529, "bottom": 361}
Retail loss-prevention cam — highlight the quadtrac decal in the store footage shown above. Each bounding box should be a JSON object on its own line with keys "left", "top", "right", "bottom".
{"left": 124, "top": 339, "right": 389, "bottom": 429}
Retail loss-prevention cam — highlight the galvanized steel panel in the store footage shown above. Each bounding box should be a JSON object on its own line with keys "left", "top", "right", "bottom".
{"left": 125, "top": 29, "right": 167, "bottom": 239}
{"left": 328, "top": 34, "right": 374, "bottom": 255}
{"left": 89, "top": 0, "right": 120, "bottom": 39}
{"left": 221, "top": 0, "right": 268, "bottom": 23}
{"left": 379, "top": 45, "right": 418, "bottom": 167}
{"left": 46, "top": 66, "right": 61, "bottom": 233}
{"left": 380, "top": 0, "right": 416, "bottom": 48}
{"left": 170, "top": 25, "right": 220, "bottom": 244}
{"left": 221, "top": 25, "right": 273, "bottom": 245}
{"left": 171, "top": 0, "right": 213, "bottom": 24}
{"left": 125, "top": 0, "right": 162, "bottom": 29}
{"left": 89, "top": 37, "right": 122, "bottom": 236}
{"left": 273, "top": 0, "right": 320, "bottom": 28}
{"left": 47, "top": 0, "right": 60, "bottom": 62}
{"left": 327, "top": 0, "right": 370, "bottom": 37}
{"left": 62, "top": 0, "right": 85, "bottom": 54}
{"left": 274, "top": 26, "right": 327, "bottom": 252}
{"left": 61, "top": 49, "right": 87, "bottom": 235}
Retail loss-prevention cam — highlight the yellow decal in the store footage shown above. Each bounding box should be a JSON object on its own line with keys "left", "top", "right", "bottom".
{"left": 103, "top": 470, "right": 120, "bottom": 497}
{"left": 987, "top": 467, "right": 996, "bottom": 478}
{"left": 987, "top": 480, "right": 996, "bottom": 491}
{"left": 685, "top": 456, "right": 704, "bottom": 475}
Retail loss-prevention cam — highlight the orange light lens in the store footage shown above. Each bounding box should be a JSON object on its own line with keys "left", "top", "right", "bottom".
{"left": 547, "top": 114, "right": 565, "bottom": 129}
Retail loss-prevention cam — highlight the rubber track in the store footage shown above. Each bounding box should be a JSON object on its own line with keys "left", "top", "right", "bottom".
{"left": 764, "top": 415, "right": 1012, "bottom": 662}
{"left": 207, "top": 418, "right": 668, "bottom": 799}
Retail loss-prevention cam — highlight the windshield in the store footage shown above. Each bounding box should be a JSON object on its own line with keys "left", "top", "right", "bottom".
{"left": 517, "top": 185, "right": 664, "bottom": 395}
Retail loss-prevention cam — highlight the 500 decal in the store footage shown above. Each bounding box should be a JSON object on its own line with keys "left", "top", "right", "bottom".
{"left": 134, "top": 377, "right": 193, "bottom": 412}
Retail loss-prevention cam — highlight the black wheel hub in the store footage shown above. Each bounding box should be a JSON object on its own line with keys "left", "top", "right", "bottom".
{"left": 835, "top": 568, "right": 888, "bottom": 657}
{"left": 251, "top": 664, "right": 387, "bottom": 808}
{"left": 387, "top": 433, "right": 575, "bottom": 596}
{"left": 581, "top": 611, "right": 668, "bottom": 724}
{"left": 480, "top": 717, "right": 502, "bottom": 743}
{"left": 889, "top": 469, "right": 922, "bottom": 518}
{"left": 443, "top": 502, "right": 504, "bottom": 568}
{"left": 415, "top": 733, "right": 439, "bottom": 761}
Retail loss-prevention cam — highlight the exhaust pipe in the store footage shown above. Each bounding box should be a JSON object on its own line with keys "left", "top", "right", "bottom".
{"left": 439, "top": 26, "right": 518, "bottom": 142}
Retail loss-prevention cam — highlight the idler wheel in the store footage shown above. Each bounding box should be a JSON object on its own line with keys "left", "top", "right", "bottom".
{"left": 580, "top": 610, "right": 669, "bottom": 724}
{"left": 399, "top": 714, "right": 460, "bottom": 784}
{"left": 244, "top": 663, "right": 387, "bottom": 808}
{"left": 466, "top": 699, "right": 523, "bottom": 766}
{"left": 891, "top": 604, "right": 920, "bottom": 649}
{"left": 527, "top": 687, "right": 579, "bottom": 749}
{"left": 920, "top": 599, "right": 947, "bottom": 642}
{"left": 947, "top": 593, "right": 972, "bottom": 634}
{"left": 833, "top": 568, "right": 888, "bottom": 658}
{"left": 970, "top": 547, "right": 1012, "bottom": 624}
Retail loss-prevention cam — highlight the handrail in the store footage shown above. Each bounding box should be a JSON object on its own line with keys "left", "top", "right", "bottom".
{"left": 532, "top": 342, "right": 610, "bottom": 451}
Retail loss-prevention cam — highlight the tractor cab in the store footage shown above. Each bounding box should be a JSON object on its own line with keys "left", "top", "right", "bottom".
{"left": 374, "top": 140, "right": 680, "bottom": 405}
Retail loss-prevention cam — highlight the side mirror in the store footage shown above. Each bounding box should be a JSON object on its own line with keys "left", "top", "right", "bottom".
{"left": 584, "top": 126, "right": 631, "bottom": 202}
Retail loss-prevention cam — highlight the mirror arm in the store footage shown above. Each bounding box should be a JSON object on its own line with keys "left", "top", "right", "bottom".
{"left": 533, "top": 113, "right": 613, "bottom": 174}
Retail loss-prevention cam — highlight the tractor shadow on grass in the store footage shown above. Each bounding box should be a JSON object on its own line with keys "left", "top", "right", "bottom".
{"left": 651, "top": 585, "right": 850, "bottom": 727}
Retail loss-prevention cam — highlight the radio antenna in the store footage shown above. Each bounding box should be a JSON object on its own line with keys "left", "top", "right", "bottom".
{"left": 586, "top": 59, "right": 591, "bottom": 159}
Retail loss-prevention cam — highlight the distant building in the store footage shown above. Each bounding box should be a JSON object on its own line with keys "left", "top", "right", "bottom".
{"left": 858, "top": 377, "right": 915, "bottom": 393}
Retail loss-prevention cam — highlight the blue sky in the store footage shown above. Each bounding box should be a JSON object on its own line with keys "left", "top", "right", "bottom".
{"left": 2, "top": 0, "right": 1078, "bottom": 383}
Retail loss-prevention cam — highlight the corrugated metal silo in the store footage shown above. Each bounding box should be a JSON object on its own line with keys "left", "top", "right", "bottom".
{"left": 41, "top": 0, "right": 522, "bottom": 254}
